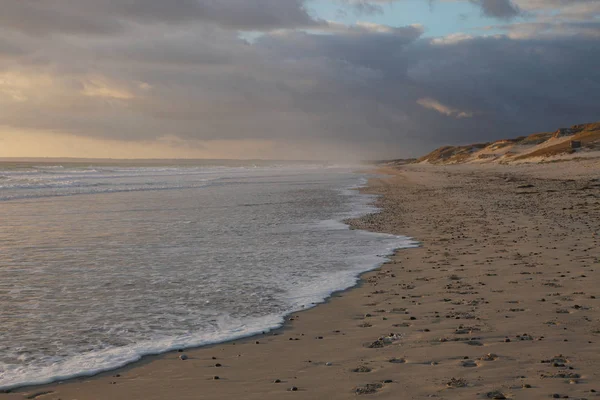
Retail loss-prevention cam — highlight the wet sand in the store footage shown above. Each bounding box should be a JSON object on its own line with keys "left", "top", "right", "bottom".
{"left": 3, "top": 160, "right": 599, "bottom": 400}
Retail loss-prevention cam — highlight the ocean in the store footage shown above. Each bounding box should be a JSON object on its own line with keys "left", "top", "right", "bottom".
{"left": 0, "top": 161, "right": 417, "bottom": 390}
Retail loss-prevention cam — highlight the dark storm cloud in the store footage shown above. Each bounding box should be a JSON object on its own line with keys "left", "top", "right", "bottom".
{"left": 0, "top": 0, "right": 599, "bottom": 158}
{"left": 0, "top": 0, "right": 319, "bottom": 36}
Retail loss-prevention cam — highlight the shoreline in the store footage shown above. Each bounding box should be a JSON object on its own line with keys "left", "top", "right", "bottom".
{"left": 0, "top": 168, "right": 418, "bottom": 394}
{"left": 2, "top": 160, "right": 599, "bottom": 400}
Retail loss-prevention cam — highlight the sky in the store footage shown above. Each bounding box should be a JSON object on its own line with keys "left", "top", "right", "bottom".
{"left": 0, "top": 0, "right": 599, "bottom": 160}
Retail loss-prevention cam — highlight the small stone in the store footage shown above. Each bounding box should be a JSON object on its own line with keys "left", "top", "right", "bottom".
{"left": 553, "top": 394, "right": 561, "bottom": 398}
{"left": 273, "top": 379, "right": 281, "bottom": 383}
{"left": 523, "top": 384, "right": 532, "bottom": 388}
{"left": 446, "top": 377, "right": 468, "bottom": 388}
{"left": 215, "top": 363, "right": 222, "bottom": 367}
{"left": 486, "top": 391, "right": 506, "bottom": 400}
{"left": 289, "top": 386, "right": 298, "bottom": 392}
{"left": 213, "top": 376, "right": 220, "bottom": 380}
{"left": 179, "top": 354, "right": 188, "bottom": 360}
{"left": 389, "top": 357, "right": 406, "bottom": 364}
{"left": 325, "top": 362, "right": 332, "bottom": 366}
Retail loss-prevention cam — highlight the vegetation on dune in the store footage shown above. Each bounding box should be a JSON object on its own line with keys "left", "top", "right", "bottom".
{"left": 415, "top": 122, "right": 600, "bottom": 164}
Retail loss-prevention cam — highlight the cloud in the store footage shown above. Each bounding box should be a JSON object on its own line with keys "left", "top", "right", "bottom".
{"left": 0, "top": 0, "right": 320, "bottom": 36}
{"left": 0, "top": 1, "right": 599, "bottom": 159}
{"left": 417, "top": 98, "right": 474, "bottom": 118}
{"left": 338, "top": 0, "right": 386, "bottom": 15}
{"left": 471, "top": 0, "right": 521, "bottom": 19}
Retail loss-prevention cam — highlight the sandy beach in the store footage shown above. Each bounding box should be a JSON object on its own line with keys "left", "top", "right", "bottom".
{"left": 3, "top": 159, "right": 599, "bottom": 400}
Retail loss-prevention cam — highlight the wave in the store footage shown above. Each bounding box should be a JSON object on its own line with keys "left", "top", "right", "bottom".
{"left": 0, "top": 170, "right": 419, "bottom": 391}
{"left": 0, "top": 182, "right": 216, "bottom": 202}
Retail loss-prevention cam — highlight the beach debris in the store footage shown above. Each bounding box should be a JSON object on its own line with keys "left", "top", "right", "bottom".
{"left": 516, "top": 333, "right": 533, "bottom": 341}
{"left": 454, "top": 325, "right": 480, "bottom": 335}
{"left": 325, "top": 362, "right": 333, "bottom": 366}
{"left": 352, "top": 365, "right": 372, "bottom": 373}
{"left": 486, "top": 390, "right": 507, "bottom": 399}
{"left": 541, "top": 355, "right": 568, "bottom": 365}
{"left": 179, "top": 354, "right": 188, "bottom": 360}
{"left": 354, "top": 383, "right": 383, "bottom": 395}
{"left": 389, "top": 357, "right": 406, "bottom": 364}
{"left": 213, "top": 376, "right": 220, "bottom": 380}
{"left": 446, "top": 378, "right": 468, "bottom": 388}
{"left": 479, "top": 353, "right": 498, "bottom": 361}
{"left": 541, "top": 372, "right": 580, "bottom": 379}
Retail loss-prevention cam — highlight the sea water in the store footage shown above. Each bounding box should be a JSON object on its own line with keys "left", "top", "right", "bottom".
{"left": 0, "top": 162, "right": 417, "bottom": 389}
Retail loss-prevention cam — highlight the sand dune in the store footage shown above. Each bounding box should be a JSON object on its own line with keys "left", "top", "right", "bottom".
{"left": 414, "top": 122, "right": 600, "bottom": 165}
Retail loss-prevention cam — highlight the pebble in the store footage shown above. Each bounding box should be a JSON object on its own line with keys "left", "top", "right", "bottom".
{"left": 179, "top": 354, "right": 188, "bottom": 360}
{"left": 289, "top": 386, "right": 298, "bottom": 392}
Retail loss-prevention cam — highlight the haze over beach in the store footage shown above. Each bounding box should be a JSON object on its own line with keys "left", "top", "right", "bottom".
{"left": 1, "top": 1, "right": 600, "bottom": 400}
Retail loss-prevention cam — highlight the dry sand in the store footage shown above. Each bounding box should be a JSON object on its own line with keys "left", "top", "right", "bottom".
{"left": 2, "top": 159, "right": 599, "bottom": 400}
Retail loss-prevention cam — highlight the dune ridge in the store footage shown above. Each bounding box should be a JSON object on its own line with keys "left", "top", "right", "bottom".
{"left": 412, "top": 122, "right": 600, "bottom": 165}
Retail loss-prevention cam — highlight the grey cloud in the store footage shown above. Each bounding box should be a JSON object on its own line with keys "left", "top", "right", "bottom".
{"left": 0, "top": 3, "right": 599, "bottom": 159}
{"left": 0, "top": 0, "right": 319, "bottom": 36}
{"left": 338, "top": 0, "right": 386, "bottom": 15}
{"left": 470, "top": 0, "right": 521, "bottom": 18}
